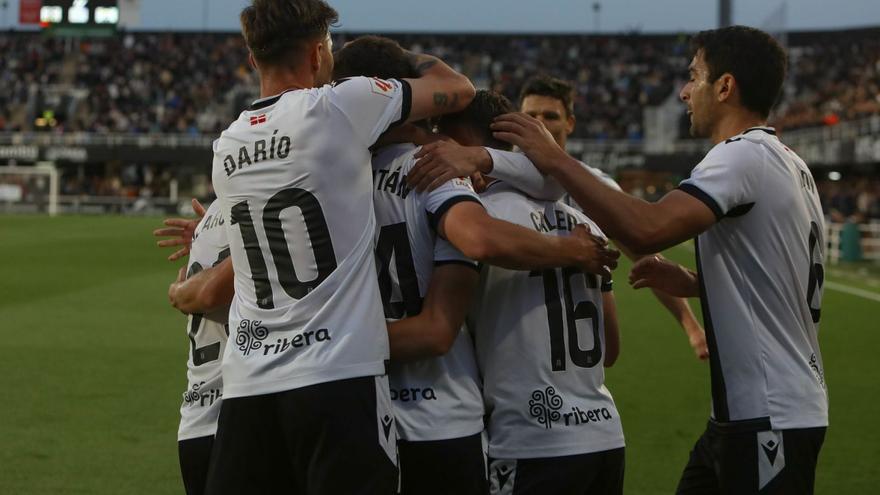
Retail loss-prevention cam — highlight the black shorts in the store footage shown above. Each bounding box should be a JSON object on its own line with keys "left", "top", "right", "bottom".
{"left": 398, "top": 432, "right": 487, "bottom": 495}
{"left": 676, "top": 419, "right": 826, "bottom": 495}
{"left": 179, "top": 435, "right": 214, "bottom": 495}
{"left": 204, "top": 375, "right": 398, "bottom": 495}
{"left": 488, "top": 447, "right": 625, "bottom": 495}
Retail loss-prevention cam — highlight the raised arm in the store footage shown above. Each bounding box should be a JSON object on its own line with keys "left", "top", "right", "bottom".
{"left": 403, "top": 51, "right": 475, "bottom": 122}
{"left": 386, "top": 263, "right": 479, "bottom": 362}
{"left": 438, "top": 201, "right": 619, "bottom": 277}
{"left": 492, "top": 113, "right": 716, "bottom": 255}
{"left": 405, "top": 139, "right": 565, "bottom": 200}
{"left": 168, "top": 257, "right": 235, "bottom": 315}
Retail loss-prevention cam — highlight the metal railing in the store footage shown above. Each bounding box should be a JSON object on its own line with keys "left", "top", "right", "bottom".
{"left": 826, "top": 221, "right": 880, "bottom": 264}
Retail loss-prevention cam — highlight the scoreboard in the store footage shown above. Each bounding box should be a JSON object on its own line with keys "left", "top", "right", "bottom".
{"left": 40, "top": 1, "right": 119, "bottom": 34}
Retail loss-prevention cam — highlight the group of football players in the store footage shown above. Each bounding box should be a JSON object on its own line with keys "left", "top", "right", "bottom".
{"left": 153, "top": 1, "right": 829, "bottom": 494}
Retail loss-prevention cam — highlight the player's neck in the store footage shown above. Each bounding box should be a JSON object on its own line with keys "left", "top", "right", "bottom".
{"left": 710, "top": 109, "right": 768, "bottom": 144}
{"left": 258, "top": 68, "right": 315, "bottom": 99}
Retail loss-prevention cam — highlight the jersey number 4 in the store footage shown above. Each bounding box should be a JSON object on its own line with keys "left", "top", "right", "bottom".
{"left": 230, "top": 188, "right": 338, "bottom": 309}
{"left": 531, "top": 267, "right": 602, "bottom": 371}
{"left": 807, "top": 221, "right": 825, "bottom": 323}
{"left": 376, "top": 222, "right": 422, "bottom": 319}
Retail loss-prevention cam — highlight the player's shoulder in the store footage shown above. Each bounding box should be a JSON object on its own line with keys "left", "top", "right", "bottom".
{"left": 700, "top": 128, "right": 773, "bottom": 169}
{"left": 581, "top": 161, "right": 621, "bottom": 191}
{"left": 372, "top": 143, "right": 418, "bottom": 172}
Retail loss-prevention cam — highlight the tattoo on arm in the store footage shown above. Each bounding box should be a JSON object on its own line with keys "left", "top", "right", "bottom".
{"left": 433, "top": 92, "right": 459, "bottom": 109}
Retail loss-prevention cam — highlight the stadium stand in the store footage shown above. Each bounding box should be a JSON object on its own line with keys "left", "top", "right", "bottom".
{"left": 1, "top": 28, "right": 878, "bottom": 139}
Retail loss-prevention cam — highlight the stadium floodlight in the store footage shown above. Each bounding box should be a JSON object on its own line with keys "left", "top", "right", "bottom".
{"left": 0, "top": 163, "right": 59, "bottom": 216}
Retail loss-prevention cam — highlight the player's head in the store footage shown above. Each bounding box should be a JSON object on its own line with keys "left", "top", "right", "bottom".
{"left": 438, "top": 90, "right": 515, "bottom": 151}
{"left": 332, "top": 35, "right": 418, "bottom": 81}
{"left": 680, "top": 26, "right": 787, "bottom": 138}
{"left": 519, "top": 75, "right": 576, "bottom": 148}
{"left": 240, "top": 0, "right": 338, "bottom": 86}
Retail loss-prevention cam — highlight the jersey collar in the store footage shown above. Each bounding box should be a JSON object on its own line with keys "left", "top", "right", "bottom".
{"left": 248, "top": 88, "right": 300, "bottom": 111}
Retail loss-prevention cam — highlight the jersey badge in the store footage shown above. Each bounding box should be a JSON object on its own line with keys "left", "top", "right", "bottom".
{"left": 249, "top": 114, "right": 267, "bottom": 126}
{"left": 369, "top": 78, "right": 394, "bottom": 98}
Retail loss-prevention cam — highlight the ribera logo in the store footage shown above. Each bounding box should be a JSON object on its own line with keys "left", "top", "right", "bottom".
{"left": 235, "top": 319, "right": 268, "bottom": 356}
{"left": 182, "top": 381, "right": 222, "bottom": 408}
{"left": 528, "top": 387, "right": 615, "bottom": 428}
{"left": 529, "top": 386, "right": 563, "bottom": 429}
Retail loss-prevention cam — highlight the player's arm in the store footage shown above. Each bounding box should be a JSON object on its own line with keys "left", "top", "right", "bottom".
{"left": 402, "top": 51, "right": 475, "bottom": 122}
{"left": 615, "top": 243, "right": 708, "bottom": 360}
{"left": 387, "top": 263, "right": 479, "bottom": 362}
{"left": 168, "top": 257, "right": 234, "bottom": 315}
{"left": 438, "top": 201, "right": 619, "bottom": 276}
{"left": 492, "top": 113, "right": 716, "bottom": 255}
{"left": 407, "top": 140, "right": 565, "bottom": 200}
{"left": 602, "top": 291, "right": 620, "bottom": 368}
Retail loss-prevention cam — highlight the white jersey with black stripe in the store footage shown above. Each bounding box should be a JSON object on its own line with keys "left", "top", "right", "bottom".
{"left": 471, "top": 181, "right": 624, "bottom": 459}
{"left": 678, "top": 127, "right": 828, "bottom": 429}
{"left": 178, "top": 201, "right": 230, "bottom": 441}
{"left": 212, "top": 76, "right": 411, "bottom": 398}
{"left": 371, "top": 143, "right": 485, "bottom": 442}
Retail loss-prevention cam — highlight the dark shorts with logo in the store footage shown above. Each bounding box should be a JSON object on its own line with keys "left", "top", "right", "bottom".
{"left": 203, "top": 375, "right": 398, "bottom": 495}
{"left": 676, "top": 419, "right": 826, "bottom": 495}
{"left": 487, "top": 448, "right": 625, "bottom": 495}
{"left": 397, "top": 432, "right": 486, "bottom": 495}
{"left": 179, "top": 435, "right": 214, "bottom": 495}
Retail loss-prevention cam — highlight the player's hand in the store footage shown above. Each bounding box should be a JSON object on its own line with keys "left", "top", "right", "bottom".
{"left": 629, "top": 254, "right": 699, "bottom": 298}
{"left": 153, "top": 198, "right": 206, "bottom": 261}
{"left": 570, "top": 224, "right": 620, "bottom": 279}
{"left": 491, "top": 113, "right": 569, "bottom": 174}
{"left": 409, "top": 140, "right": 492, "bottom": 192}
{"left": 687, "top": 328, "right": 709, "bottom": 361}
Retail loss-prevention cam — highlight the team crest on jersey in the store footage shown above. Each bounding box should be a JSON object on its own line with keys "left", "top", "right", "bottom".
{"left": 369, "top": 77, "right": 394, "bottom": 98}
{"left": 235, "top": 319, "right": 269, "bottom": 356}
{"left": 249, "top": 114, "right": 267, "bottom": 126}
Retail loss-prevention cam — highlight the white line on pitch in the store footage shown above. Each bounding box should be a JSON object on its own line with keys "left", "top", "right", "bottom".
{"left": 823, "top": 281, "right": 880, "bottom": 303}
{"left": 667, "top": 244, "right": 880, "bottom": 303}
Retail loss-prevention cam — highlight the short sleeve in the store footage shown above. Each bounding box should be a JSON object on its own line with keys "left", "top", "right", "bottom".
{"left": 433, "top": 238, "right": 477, "bottom": 269}
{"left": 485, "top": 148, "right": 565, "bottom": 201}
{"left": 417, "top": 175, "right": 483, "bottom": 232}
{"left": 328, "top": 76, "right": 412, "bottom": 146}
{"left": 678, "top": 142, "right": 764, "bottom": 220}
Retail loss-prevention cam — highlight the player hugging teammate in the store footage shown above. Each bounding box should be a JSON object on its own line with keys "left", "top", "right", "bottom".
{"left": 155, "top": 2, "right": 828, "bottom": 494}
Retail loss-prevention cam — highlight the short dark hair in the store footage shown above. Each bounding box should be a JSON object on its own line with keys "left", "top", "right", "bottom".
{"left": 690, "top": 25, "right": 787, "bottom": 118}
{"left": 240, "top": 0, "right": 338, "bottom": 67}
{"left": 332, "top": 35, "right": 418, "bottom": 81}
{"left": 519, "top": 75, "right": 575, "bottom": 118}
{"left": 440, "top": 90, "right": 515, "bottom": 151}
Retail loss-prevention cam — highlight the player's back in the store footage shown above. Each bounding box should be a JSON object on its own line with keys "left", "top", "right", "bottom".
{"left": 211, "top": 76, "right": 411, "bottom": 398}
{"left": 371, "top": 143, "right": 484, "bottom": 441}
{"left": 680, "top": 127, "right": 828, "bottom": 428}
{"left": 472, "top": 181, "right": 624, "bottom": 459}
{"left": 179, "top": 201, "right": 230, "bottom": 441}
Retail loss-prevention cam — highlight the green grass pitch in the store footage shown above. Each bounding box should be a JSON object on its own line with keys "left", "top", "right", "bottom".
{"left": 1, "top": 214, "right": 878, "bottom": 494}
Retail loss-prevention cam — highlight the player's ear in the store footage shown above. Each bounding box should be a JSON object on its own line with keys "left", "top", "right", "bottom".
{"left": 248, "top": 52, "right": 257, "bottom": 71}
{"left": 309, "top": 40, "right": 322, "bottom": 75}
{"left": 716, "top": 73, "right": 735, "bottom": 103}
{"left": 565, "top": 113, "right": 576, "bottom": 136}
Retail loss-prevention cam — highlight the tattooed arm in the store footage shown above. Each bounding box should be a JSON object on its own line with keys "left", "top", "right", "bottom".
{"left": 402, "top": 50, "right": 475, "bottom": 122}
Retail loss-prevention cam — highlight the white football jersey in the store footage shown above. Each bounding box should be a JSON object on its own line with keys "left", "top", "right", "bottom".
{"left": 485, "top": 149, "right": 620, "bottom": 203}
{"left": 678, "top": 127, "right": 828, "bottom": 429}
{"left": 178, "top": 201, "right": 230, "bottom": 441}
{"left": 372, "top": 143, "right": 484, "bottom": 442}
{"left": 211, "top": 76, "right": 411, "bottom": 398}
{"left": 472, "top": 181, "right": 624, "bottom": 459}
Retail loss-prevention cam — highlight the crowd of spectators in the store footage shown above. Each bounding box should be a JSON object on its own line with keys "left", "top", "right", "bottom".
{"left": 0, "top": 28, "right": 878, "bottom": 139}
{"left": 819, "top": 178, "right": 880, "bottom": 223}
